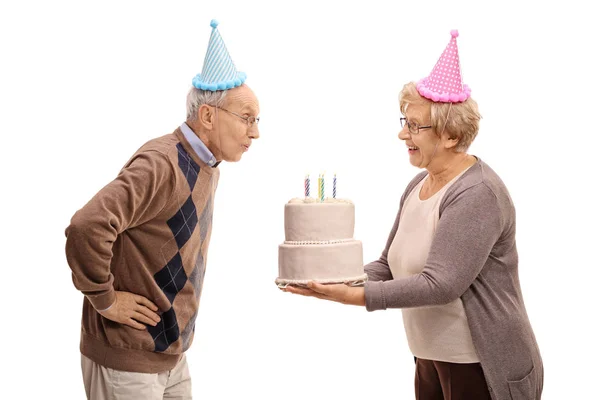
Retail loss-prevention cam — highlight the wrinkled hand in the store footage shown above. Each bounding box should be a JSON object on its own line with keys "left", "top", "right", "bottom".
{"left": 283, "top": 281, "right": 366, "bottom": 306}
{"left": 98, "top": 291, "right": 161, "bottom": 330}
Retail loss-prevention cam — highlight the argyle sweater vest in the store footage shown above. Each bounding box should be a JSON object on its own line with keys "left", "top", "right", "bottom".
{"left": 65, "top": 128, "right": 219, "bottom": 373}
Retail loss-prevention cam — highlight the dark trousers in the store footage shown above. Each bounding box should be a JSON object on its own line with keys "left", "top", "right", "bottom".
{"left": 414, "top": 358, "right": 492, "bottom": 400}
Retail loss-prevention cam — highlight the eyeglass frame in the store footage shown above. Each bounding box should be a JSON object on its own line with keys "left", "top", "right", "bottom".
{"left": 400, "top": 117, "right": 431, "bottom": 135}
{"left": 214, "top": 106, "right": 260, "bottom": 127}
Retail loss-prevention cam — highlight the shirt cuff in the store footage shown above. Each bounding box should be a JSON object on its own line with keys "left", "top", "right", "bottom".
{"left": 87, "top": 290, "right": 116, "bottom": 312}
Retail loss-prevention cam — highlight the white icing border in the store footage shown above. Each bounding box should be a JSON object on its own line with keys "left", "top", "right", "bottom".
{"left": 288, "top": 197, "right": 353, "bottom": 205}
{"left": 283, "top": 239, "right": 354, "bottom": 245}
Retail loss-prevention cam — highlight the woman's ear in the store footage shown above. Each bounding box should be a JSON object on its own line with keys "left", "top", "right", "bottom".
{"left": 444, "top": 133, "right": 460, "bottom": 149}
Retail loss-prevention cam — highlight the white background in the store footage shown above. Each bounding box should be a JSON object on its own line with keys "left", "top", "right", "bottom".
{"left": 1, "top": 0, "right": 599, "bottom": 399}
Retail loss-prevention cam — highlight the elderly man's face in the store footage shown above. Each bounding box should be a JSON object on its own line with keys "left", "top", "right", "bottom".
{"left": 215, "top": 84, "right": 260, "bottom": 162}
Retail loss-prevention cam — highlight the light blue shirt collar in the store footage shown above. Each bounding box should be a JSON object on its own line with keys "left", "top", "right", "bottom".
{"left": 180, "top": 122, "right": 218, "bottom": 167}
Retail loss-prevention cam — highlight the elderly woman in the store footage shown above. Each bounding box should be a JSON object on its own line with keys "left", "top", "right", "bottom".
{"left": 285, "top": 31, "right": 543, "bottom": 400}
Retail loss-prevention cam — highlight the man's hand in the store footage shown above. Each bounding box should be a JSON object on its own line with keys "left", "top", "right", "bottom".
{"left": 98, "top": 291, "right": 161, "bottom": 330}
{"left": 283, "top": 281, "right": 366, "bottom": 306}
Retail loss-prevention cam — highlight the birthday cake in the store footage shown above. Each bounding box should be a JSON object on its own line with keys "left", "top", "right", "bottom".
{"left": 276, "top": 197, "right": 367, "bottom": 287}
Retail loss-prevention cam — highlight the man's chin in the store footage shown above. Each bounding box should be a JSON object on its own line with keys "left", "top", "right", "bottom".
{"left": 223, "top": 153, "right": 244, "bottom": 163}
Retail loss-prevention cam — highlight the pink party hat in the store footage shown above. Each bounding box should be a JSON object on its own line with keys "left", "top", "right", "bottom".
{"left": 417, "top": 30, "right": 471, "bottom": 103}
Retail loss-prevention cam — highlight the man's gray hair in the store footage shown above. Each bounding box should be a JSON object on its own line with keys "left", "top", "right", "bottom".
{"left": 186, "top": 87, "right": 228, "bottom": 121}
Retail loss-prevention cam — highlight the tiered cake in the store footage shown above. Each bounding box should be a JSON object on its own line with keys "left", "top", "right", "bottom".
{"left": 276, "top": 197, "right": 367, "bottom": 287}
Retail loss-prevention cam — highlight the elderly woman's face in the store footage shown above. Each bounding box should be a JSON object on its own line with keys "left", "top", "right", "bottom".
{"left": 398, "top": 102, "right": 440, "bottom": 169}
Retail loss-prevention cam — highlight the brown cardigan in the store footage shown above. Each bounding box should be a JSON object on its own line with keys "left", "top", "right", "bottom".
{"left": 364, "top": 158, "right": 543, "bottom": 400}
{"left": 65, "top": 128, "right": 219, "bottom": 373}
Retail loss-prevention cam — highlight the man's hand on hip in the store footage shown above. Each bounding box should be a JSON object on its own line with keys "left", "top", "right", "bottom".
{"left": 98, "top": 291, "right": 161, "bottom": 330}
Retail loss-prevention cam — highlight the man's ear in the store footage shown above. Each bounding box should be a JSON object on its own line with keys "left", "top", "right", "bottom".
{"left": 198, "top": 104, "right": 214, "bottom": 130}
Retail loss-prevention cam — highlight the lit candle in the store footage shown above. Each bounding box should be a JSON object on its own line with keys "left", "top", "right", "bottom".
{"left": 333, "top": 174, "right": 337, "bottom": 199}
{"left": 305, "top": 174, "right": 310, "bottom": 197}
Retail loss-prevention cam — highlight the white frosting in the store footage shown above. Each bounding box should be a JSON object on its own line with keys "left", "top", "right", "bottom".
{"left": 278, "top": 240, "right": 364, "bottom": 281}
{"left": 288, "top": 197, "right": 354, "bottom": 204}
{"left": 284, "top": 202, "right": 355, "bottom": 242}
{"left": 278, "top": 196, "right": 365, "bottom": 284}
{"left": 284, "top": 238, "right": 353, "bottom": 245}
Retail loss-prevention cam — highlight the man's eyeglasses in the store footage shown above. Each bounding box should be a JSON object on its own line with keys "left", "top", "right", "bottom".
{"left": 400, "top": 117, "right": 431, "bottom": 135}
{"left": 216, "top": 106, "right": 260, "bottom": 128}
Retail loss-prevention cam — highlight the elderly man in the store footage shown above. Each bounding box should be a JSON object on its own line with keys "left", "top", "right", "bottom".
{"left": 65, "top": 20, "right": 259, "bottom": 399}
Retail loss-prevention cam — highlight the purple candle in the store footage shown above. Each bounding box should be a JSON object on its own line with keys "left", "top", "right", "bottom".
{"left": 333, "top": 174, "right": 337, "bottom": 199}
{"left": 305, "top": 175, "right": 310, "bottom": 197}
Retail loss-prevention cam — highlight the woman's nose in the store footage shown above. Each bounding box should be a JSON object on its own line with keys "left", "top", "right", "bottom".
{"left": 398, "top": 126, "right": 410, "bottom": 141}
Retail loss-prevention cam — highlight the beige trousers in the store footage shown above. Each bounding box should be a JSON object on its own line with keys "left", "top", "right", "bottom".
{"left": 81, "top": 354, "right": 192, "bottom": 400}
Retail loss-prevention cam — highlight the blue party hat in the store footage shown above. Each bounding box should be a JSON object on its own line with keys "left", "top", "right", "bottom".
{"left": 192, "top": 19, "right": 247, "bottom": 91}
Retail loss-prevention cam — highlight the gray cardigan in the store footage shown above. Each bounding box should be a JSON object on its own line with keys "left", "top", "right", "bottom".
{"left": 364, "top": 159, "right": 543, "bottom": 400}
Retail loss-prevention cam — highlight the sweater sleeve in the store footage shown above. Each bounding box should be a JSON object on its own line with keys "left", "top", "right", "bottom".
{"left": 364, "top": 183, "right": 503, "bottom": 312}
{"left": 65, "top": 151, "right": 175, "bottom": 311}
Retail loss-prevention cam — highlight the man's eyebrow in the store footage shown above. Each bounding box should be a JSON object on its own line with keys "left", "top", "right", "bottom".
{"left": 241, "top": 105, "right": 259, "bottom": 114}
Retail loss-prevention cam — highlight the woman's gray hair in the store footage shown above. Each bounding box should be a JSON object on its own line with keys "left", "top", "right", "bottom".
{"left": 186, "top": 87, "right": 228, "bottom": 121}
{"left": 399, "top": 82, "right": 481, "bottom": 152}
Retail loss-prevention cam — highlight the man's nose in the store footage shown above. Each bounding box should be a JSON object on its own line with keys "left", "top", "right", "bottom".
{"left": 248, "top": 126, "right": 259, "bottom": 139}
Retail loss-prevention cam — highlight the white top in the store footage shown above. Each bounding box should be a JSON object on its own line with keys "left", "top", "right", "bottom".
{"left": 387, "top": 168, "right": 479, "bottom": 363}
{"left": 284, "top": 198, "right": 355, "bottom": 242}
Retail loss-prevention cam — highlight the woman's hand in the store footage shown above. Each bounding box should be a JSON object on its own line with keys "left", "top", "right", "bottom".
{"left": 283, "top": 281, "right": 366, "bottom": 306}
